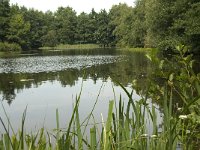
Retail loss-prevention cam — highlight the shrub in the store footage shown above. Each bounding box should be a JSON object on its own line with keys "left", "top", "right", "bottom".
{"left": 0, "top": 42, "right": 22, "bottom": 52}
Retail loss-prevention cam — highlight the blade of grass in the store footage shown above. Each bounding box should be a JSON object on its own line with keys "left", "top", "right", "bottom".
{"left": 90, "top": 126, "right": 97, "bottom": 150}
{"left": 0, "top": 117, "right": 14, "bottom": 149}
{"left": 117, "top": 82, "right": 139, "bottom": 130}
{"left": 105, "top": 100, "right": 114, "bottom": 150}
{"left": 75, "top": 106, "right": 83, "bottom": 150}
{"left": 65, "top": 79, "right": 83, "bottom": 148}
{"left": 56, "top": 108, "right": 60, "bottom": 141}
{"left": 3, "top": 133, "right": 11, "bottom": 150}
{"left": 18, "top": 106, "right": 27, "bottom": 150}
{"left": 1, "top": 101, "right": 15, "bottom": 135}
{"left": 81, "top": 83, "right": 104, "bottom": 136}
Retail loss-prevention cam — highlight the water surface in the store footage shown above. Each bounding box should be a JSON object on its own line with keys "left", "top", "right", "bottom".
{"left": 0, "top": 49, "right": 153, "bottom": 131}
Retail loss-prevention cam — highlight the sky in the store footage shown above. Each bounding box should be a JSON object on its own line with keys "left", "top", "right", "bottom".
{"left": 10, "top": 0, "right": 135, "bottom": 14}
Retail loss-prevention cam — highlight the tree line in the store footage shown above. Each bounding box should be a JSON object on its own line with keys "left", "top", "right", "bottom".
{"left": 0, "top": 0, "right": 199, "bottom": 53}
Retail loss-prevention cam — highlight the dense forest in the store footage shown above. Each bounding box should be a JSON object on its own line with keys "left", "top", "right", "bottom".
{"left": 0, "top": 0, "right": 199, "bottom": 53}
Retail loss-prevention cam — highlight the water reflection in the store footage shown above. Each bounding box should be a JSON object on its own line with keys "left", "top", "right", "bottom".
{"left": 0, "top": 51, "right": 151, "bottom": 104}
{"left": 0, "top": 50, "right": 153, "bottom": 131}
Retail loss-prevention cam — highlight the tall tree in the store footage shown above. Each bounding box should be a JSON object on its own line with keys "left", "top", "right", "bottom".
{"left": 131, "top": 0, "right": 146, "bottom": 47}
{"left": 77, "top": 12, "right": 90, "bottom": 43}
{"left": 0, "top": 0, "right": 10, "bottom": 42}
{"left": 109, "top": 3, "right": 134, "bottom": 47}
{"left": 87, "top": 9, "right": 98, "bottom": 43}
{"left": 6, "top": 13, "right": 30, "bottom": 49}
{"left": 22, "top": 9, "right": 47, "bottom": 49}
{"left": 145, "top": 0, "right": 175, "bottom": 49}
{"left": 55, "top": 7, "right": 77, "bottom": 44}
{"left": 145, "top": 0, "right": 200, "bottom": 52}
{"left": 41, "top": 11, "right": 58, "bottom": 47}
{"left": 42, "top": 30, "right": 58, "bottom": 47}
{"left": 171, "top": 0, "right": 200, "bottom": 53}
{"left": 95, "top": 9, "right": 113, "bottom": 47}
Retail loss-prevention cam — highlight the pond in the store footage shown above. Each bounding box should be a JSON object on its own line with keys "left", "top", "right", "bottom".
{"left": 0, "top": 49, "right": 158, "bottom": 132}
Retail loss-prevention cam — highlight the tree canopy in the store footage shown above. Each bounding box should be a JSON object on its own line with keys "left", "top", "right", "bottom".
{"left": 0, "top": 0, "right": 199, "bottom": 53}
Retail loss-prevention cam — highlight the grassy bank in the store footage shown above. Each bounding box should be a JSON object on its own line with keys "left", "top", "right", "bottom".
{"left": 0, "top": 42, "right": 22, "bottom": 57}
{"left": 39, "top": 44, "right": 101, "bottom": 51}
{"left": 124, "top": 47, "right": 154, "bottom": 52}
{"left": 114, "top": 47, "right": 155, "bottom": 54}
{"left": 0, "top": 51, "right": 5, "bottom": 56}
{"left": 0, "top": 42, "right": 22, "bottom": 52}
{"left": 40, "top": 44, "right": 155, "bottom": 52}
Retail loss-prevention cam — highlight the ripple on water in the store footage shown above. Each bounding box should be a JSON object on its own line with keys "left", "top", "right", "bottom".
{"left": 0, "top": 55, "right": 126, "bottom": 73}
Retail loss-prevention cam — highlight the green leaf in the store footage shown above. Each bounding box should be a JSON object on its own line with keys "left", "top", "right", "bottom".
{"left": 169, "top": 73, "right": 174, "bottom": 82}
{"left": 104, "top": 100, "right": 114, "bottom": 150}
{"left": 90, "top": 126, "right": 97, "bottom": 150}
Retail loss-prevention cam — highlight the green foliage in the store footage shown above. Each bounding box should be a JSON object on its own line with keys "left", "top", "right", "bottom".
{"left": 1, "top": 0, "right": 199, "bottom": 52}
{"left": 127, "top": 0, "right": 147, "bottom": 48}
{"left": 0, "top": 42, "right": 21, "bottom": 51}
{"left": 41, "top": 30, "right": 58, "bottom": 47}
{"left": 109, "top": 1, "right": 146, "bottom": 48}
{"left": 109, "top": 3, "right": 134, "bottom": 47}
{"left": 76, "top": 12, "right": 92, "bottom": 44}
{"left": 0, "top": 0, "right": 10, "bottom": 42}
{"left": 145, "top": 0, "right": 200, "bottom": 52}
{"left": 88, "top": 9, "right": 98, "bottom": 44}
{"left": 55, "top": 7, "right": 77, "bottom": 44}
{"left": 6, "top": 13, "right": 30, "bottom": 49}
{"left": 144, "top": 45, "right": 200, "bottom": 149}
{"left": 172, "top": 1, "right": 200, "bottom": 53}
{"left": 95, "top": 9, "right": 114, "bottom": 47}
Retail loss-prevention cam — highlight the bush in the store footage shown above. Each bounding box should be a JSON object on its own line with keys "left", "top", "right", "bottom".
{"left": 0, "top": 42, "right": 22, "bottom": 52}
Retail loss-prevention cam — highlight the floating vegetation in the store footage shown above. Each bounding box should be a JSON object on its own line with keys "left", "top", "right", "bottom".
{"left": 0, "top": 55, "right": 126, "bottom": 73}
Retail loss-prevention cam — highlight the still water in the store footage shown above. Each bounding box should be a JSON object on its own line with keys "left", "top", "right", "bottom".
{"left": 0, "top": 49, "right": 153, "bottom": 132}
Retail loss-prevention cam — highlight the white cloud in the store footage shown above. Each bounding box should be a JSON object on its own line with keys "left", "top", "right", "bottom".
{"left": 10, "top": 0, "right": 135, "bottom": 14}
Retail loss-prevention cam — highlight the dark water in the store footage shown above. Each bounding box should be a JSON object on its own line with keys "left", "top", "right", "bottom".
{"left": 0, "top": 49, "right": 157, "bottom": 131}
